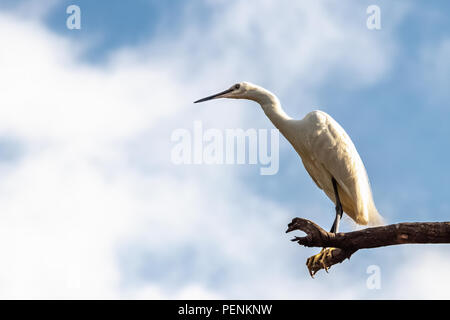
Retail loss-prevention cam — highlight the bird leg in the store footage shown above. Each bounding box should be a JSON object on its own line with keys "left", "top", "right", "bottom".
{"left": 330, "top": 177, "right": 343, "bottom": 234}
{"left": 306, "top": 247, "right": 338, "bottom": 277}
{"left": 306, "top": 177, "right": 343, "bottom": 277}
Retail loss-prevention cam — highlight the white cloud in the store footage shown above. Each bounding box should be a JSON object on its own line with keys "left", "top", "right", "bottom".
{"left": 130, "top": 283, "right": 223, "bottom": 300}
{"left": 382, "top": 247, "right": 450, "bottom": 299}
{"left": 0, "top": 1, "right": 437, "bottom": 300}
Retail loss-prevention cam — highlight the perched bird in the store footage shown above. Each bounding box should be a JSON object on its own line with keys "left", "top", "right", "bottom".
{"left": 194, "top": 82, "right": 383, "bottom": 272}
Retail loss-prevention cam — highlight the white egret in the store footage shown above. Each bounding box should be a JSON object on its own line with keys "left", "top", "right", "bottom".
{"left": 194, "top": 82, "right": 383, "bottom": 268}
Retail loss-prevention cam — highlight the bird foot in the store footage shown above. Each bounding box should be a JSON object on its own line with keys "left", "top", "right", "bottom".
{"left": 306, "top": 247, "right": 338, "bottom": 277}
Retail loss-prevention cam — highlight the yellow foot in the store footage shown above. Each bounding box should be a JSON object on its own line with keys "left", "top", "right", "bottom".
{"left": 306, "top": 247, "right": 337, "bottom": 277}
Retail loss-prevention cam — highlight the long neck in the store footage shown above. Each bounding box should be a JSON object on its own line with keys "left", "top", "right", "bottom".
{"left": 253, "top": 90, "right": 292, "bottom": 130}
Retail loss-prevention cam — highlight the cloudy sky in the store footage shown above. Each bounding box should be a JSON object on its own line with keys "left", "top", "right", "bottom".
{"left": 0, "top": 0, "right": 449, "bottom": 299}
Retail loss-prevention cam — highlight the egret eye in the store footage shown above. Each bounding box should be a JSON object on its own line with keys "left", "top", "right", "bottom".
{"left": 234, "top": 84, "right": 240, "bottom": 90}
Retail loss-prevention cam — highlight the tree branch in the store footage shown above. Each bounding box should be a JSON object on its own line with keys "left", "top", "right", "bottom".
{"left": 286, "top": 218, "right": 450, "bottom": 277}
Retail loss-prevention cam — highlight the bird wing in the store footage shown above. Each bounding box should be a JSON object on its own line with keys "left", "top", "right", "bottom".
{"left": 300, "top": 111, "right": 378, "bottom": 225}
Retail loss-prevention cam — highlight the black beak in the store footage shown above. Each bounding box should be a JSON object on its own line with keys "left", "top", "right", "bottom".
{"left": 194, "top": 88, "right": 233, "bottom": 103}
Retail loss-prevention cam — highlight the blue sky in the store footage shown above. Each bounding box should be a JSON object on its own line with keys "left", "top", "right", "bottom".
{"left": 0, "top": 0, "right": 449, "bottom": 299}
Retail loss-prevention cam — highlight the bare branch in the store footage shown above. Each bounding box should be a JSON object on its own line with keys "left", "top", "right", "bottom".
{"left": 286, "top": 218, "right": 450, "bottom": 276}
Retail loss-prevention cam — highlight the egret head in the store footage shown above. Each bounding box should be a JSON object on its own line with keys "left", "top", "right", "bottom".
{"left": 194, "top": 82, "right": 264, "bottom": 103}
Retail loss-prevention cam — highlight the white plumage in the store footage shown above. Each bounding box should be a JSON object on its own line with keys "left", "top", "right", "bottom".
{"left": 195, "top": 82, "right": 383, "bottom": 229}
{"left": 295, "top": 110, "right": 382, "bottom": 226}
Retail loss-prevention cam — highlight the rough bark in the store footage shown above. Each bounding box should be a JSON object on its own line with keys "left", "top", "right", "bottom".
{"left": 286, "top": 218, "right": 450, "bottom": 276}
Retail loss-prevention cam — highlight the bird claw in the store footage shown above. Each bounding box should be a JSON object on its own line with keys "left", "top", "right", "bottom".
{"left": 306, "top": 248, "right": 336, "bottom": 277}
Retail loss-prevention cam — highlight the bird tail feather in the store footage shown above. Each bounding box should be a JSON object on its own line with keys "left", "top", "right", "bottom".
{"left": 368, "top": 207, "right": 385, "bottom": 226}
